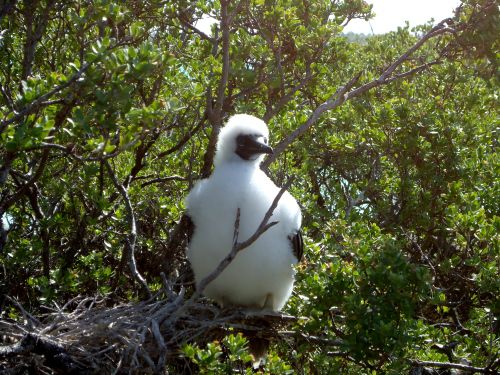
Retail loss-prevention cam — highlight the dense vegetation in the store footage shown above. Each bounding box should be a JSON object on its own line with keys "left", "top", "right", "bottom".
{"left": 0, "top": 0, "right": 498, "bottom": 373}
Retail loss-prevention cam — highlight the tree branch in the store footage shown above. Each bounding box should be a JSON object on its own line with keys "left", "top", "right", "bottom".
{"left": 194, "top": 179, "right": 294, "bottom": 298}
{"left": 262, "top": 23, "right": 456, "bottom": 169}
{"left": 104, "top": 161, "right": 151, "bottom": 299}
{"left": 201, "top": 0, "right": 231, "bottom": 177}
{"left": 410, "top": 359, "right": 495, "bottom": 374}
{"left": 21, "top": 0, "right": 56, "bottom": 80}
{"left": 178, "top": 16, "right": 215, "bottom": 43}
{"left": 263, "top": 70, "right": 314, "bottom": 122}
{"left": 155, "top": 117, "right": 206, "bottom": 160}
{"left": 0, "top": 60, "right": 92, "bottom": 135}
{"left": 140, "top": 175, "right": 187, "bottom": 188}
{"left": 0, "top": 148, "right": 50, "bottom": 215}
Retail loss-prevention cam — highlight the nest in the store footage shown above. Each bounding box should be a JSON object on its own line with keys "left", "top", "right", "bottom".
{"left": 0, "top": 288, "right": 299, "bottom": 374}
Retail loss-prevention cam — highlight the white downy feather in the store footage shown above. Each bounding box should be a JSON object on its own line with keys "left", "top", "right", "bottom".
{"left": 186, "top": 114, "right": 301, "bottom": 311}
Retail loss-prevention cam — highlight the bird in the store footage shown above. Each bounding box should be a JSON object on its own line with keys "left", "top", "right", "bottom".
{"left": 185, "top": 113, "right": 303, "bottom": 312}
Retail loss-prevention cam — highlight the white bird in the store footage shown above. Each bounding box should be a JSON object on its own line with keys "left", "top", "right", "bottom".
{"left": 185, "top": 114, "right": 303, "bottom": 311}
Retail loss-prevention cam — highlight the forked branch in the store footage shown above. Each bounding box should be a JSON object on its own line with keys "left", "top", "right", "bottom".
{"left": 104, "top": 161, "right": 151, "bottom": 299}
{"left": 262, "top": 22, "right": 456, "bottom": 169}
{"left": 193, "top": 179, "right": 294, "bottom": 298}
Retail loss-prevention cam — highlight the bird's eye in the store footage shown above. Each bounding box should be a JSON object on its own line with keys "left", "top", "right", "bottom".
{"left": 263, "top": 137, "right": 268, "bottom": 144}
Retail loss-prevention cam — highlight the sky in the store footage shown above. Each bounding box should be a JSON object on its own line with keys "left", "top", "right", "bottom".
{"left": 343, "top": 0, "right": 461, "bottom": 34}
{"left": 195, "top": 0, "right": 462, "bottom": 35}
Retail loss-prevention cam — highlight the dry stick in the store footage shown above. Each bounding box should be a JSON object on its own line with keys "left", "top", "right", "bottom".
{"left": 194, "top": 179, "right": 294, "bottom": 299}
{"left": 214, "top": 0, "right": 231, "bottom": 120}
{"left": 410, "top": 360, "right": 493, "bottom": 374}
{"left": 201, "top": 0, "right": 231, "bottom": 177}
{"left": 151, "top": 319, "right": 167, "bottom": 371}
{"left": 262, "top": 23, "right": 455, "bottom": 169}
{"left": 4, "top": 296, "right": 40, "bottom": 329}
{"left": 104, "top": 161, "right": 151, "bottom": 299}
{"left": 140, "top": 175, "right": 187, "bottom": 187}
{"left": 0, "top": 148, "right": 50, "bottom": 215}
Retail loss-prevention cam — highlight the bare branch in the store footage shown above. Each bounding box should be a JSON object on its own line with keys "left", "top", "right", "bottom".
{"left": 201, "top": 0, "right": 231, "bottom": 177}
{"left": 155, "top": 117, "right": 206, "bottom": 160}
{"left": 4, "top": 295, "right": 40, "bottom": 330}
{"left": 384, "top": 60, "right": 442, "bottom": 84}
{"left": 0, "top": 149, "right": 50, "bottom": 215}
{"left": 262, "top": 23, "right": 456, "bottom": 169}
{"left": 140, "top": 175, "right": 187, "bottom": 187}
{"left": 263, "top": 71, "right": 314, "bottom": 122}
{"left": 410, "top": 359, "right": 494, "bottom": 374}
{"left": 262, "top": 71, "right": 362, "bottom": 168}
{"left": 194, "top": 179, "right": 294, "bottom": 298}
{"left": 178, "top": 17, "right": 215, "bottom": 43}
{"left": 104, "top": 161, "right": 151, "bottom": 299}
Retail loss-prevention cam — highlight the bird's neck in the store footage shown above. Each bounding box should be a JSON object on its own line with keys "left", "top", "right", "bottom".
{"left": 215, "top": 160, "right": 261, "bottom": 175}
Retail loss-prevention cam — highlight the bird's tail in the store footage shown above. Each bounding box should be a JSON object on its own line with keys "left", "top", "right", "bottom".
{"left": 248, "top": 336, "right": 269, "bottom": 369}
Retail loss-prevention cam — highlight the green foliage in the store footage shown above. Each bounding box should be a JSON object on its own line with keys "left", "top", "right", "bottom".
{"left": 182, "top": 333, "right": 253, "bottom": 374}
{"left": 0, "top": 0, "right": 498, "bottom": 373}
{"left": 182, "top": 333, "right": 293, "bottom": 374}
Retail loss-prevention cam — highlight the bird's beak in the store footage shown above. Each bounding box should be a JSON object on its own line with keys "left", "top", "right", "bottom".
{"left": 252, "top": 140, "right": 273, "bottom": 155}
{"left": 236, "top": 135, "right": 273, "bottom": 160}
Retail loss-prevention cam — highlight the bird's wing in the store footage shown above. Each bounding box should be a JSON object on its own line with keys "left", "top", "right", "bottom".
{"left": 289, "top": 230, "right": 304, "bottom": 262}
{"left": 183, "top": 214, "right": 195, "bottom": 243}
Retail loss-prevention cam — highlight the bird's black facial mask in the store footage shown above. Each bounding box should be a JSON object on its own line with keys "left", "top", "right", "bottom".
{"left": 235, "top": 134, "right": 273, "bottom": 161}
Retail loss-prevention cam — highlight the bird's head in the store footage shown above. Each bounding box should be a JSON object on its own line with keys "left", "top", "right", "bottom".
{"left": 214, "top": 114, "right": 273, "bottom": 166}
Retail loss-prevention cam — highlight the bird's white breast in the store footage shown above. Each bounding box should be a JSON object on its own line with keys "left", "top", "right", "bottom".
{"left": 186, "top": 163, "right": 301, "bottom": 310}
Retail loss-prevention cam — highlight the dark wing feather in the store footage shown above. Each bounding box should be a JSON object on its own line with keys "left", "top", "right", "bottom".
{"left": 289, "top": 230, "right": 304, "bottom": 262}
{"left": 169, "top": 214, "right": 195, "bottom": 248}
{"left": 183, "top": 214, "right": 195, "bottom": 243}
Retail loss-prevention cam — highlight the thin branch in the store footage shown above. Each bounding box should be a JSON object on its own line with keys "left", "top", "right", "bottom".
{"left": 124, "top": 130, "right": 162, "bottom": 188}
{"left": 410, "top": 359, "right": 494, "bottom": 374}
{"left": 213, "top": 0, "right": 230, "bottom": 121}
{"left": 262, "top": 23, "right": 455, "bottom": 169}
{"left": 104, "top": 161, "right": 151, "bottom": 299}
{"left": 0, "top": 83, "right": 14, "bottom": 111}
{"left": 0, "top": 61, "right": 92, "bottom": 135}
{"left": 262, "top": 71, "right": 362, "bottom": 168}
{"left": 23, "top": 134, "right": 146, "bottom": 163}
{"left": 194, "top": 179, "right": 294, "bottom": 298}
{"left": 263, "top": 70, "right": 314, "bottom": 122}
{"left": 178, "top": 17, "right": 215, "bottom": 43}
{"left": 24, "top": 142, "right": 83, "bottom": 160}
{"left": 201, "top": 0, "right": 231, "bottom": 177}
{"left": 155, "top": 118, "right": 205, "bottom": 160}
{"left": 384, "top": 60, "right": 442, "bottom": 84}
{"left": 379, "top": 25, "right": 454, "bottom": 82}
{"left": 140, "top": 175, "right": 187, "bottom": 187}
{"left": 0, "top": 149, "right": 50, "bottom": 215}
{"left": 4, "top": 296, "right": 40, "bottom": 329}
